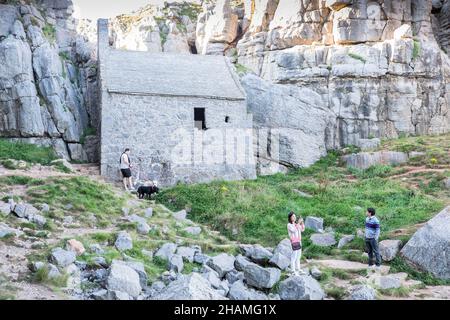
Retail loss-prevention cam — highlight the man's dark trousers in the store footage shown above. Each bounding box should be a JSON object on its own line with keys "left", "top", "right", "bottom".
{"left": 365, "top": 238, "right": 381, "bottom": 266}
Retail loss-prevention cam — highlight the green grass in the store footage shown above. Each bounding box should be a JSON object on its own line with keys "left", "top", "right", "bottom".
{"left": 26, "top": 177, "right": 126, "bottom": 226}
{"left": 379, "top": 286, "right": 411, "bottom": 297}
{"left": 79, "top": 126, "right": 97, "bottom": 145}
{"left": 157, "top": 152, "right": 443, "bottom": 247}
{"left": 235, "top": 63, "right": 252, "bottom": 75}
{"left": 325, "top": 285, "right": 346, "bottom": 300}
{"left": 32, "top": 266, "right": 69, "bottom": 287}
{"left": 413, "top": 40, "right": 421, "bottom": 59}
{"left": 348, "top": 53, "right": 366, "bottom": 63}
{"left": 0, "top": 139, "right": 58, "bottom": 165}
{"left": 42, "top": 23, "right": 56, "bottom": 43}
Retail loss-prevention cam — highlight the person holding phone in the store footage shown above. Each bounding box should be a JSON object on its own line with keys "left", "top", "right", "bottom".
{"left": 287, "top": 211, "right": 306, "bottom": 276}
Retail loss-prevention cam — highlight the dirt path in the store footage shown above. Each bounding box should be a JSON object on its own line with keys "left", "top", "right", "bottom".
{"left": 388, "top": 166, "right": 448, "bottom": 179}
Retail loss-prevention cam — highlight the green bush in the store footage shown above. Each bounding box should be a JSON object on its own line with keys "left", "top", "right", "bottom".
{"left": 42, "top": 23, "right": 56, "bottom": 43}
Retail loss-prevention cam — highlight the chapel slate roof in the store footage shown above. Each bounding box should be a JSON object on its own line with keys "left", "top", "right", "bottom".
{"left": 104, "top": 49, "right": 246, "bottom": 100}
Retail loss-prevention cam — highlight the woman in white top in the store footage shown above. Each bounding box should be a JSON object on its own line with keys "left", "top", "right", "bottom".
{"left": 287, "top": 211, "right": 306, "bottom": 275}
{"left": 120, "top": 148, "right": 134, "bottom": 191}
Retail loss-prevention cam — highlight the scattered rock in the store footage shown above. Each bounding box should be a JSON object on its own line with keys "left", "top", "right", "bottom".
{"left": 121, "top": 207, "right": 130, "bottom": 216}
{"left": 194, "top": 252, "right": 210, "bottom": 265}
{"left": 225, "top": 270, "right": 244, "bottom": 284}
{"left": 154, "top": 243, "right": 177, "bottom": 261}
{"left": 369, "top": 274, "right": 402, "bottom": 290}
{"left": 114, "top": 231, "right": 133, "bottom": 251}
{"left": 141, "top": 249, "right": 153, "bottom": 260}
{"left": 234, "top": 254, "right": 252, "bottom": 271}
{"left": 341, "top": 151, "right": 408, "bottom": 169}
{"left": 28, "top": 213, "right": 47, "bottom": 227}
{"left": 13, "top": 203, "right": 39, "bottom": 219}
{"left": 347, "top": 285, "right": 376, "bottom": 300}
{"left": 243, "top": 263, "right": 281, "bottom": 289}
{"left": 92, "top": 256, "right": 108, "bottom": 268}
{"left": 305, "top": 216, "right": 324, "bottom": 232}
{"left": 168, "top": 254, "right": 184, "bottom": 273}
{"left": 89, "top": 244, "right": 104, "bottom": 255}
{"left": 279, "top": 275, "right": 325, "bottom": 300}
{"left": 310, "top": 233, "right": 336, "bottom": 247}
{"left": 173, "top": 209, "right": 187, "bottom": 220}
{"left": 0, "top": 223, "right": 23, "bottom": 238}
{"left": 106, "top": 260, "right": 142, "bottom": 298}
{"left": 201, "top": 267, "right": 221, "bottom": 288}
{"left": 107, "top": 290, "right": 132, "bottom": 300}
{"left": 47, "top": 264, "right": 62, "bottom": 279}
{"left": 0, "top": 201, "right": 12, "bottom": 216}
{"left": 444, "top": 178, "right": 450, "bottom": 190}
{"left": 66, "top": 239, "right": 85, "bottom": 256}
{"left": 269, "top": 252, "right": 291, "bottom": 270}
{"left": 63, "top": 216, "right": 74, "bottom": 225}
{"left": 114, "top": 260, "right": 148, "bottom": 289}
{"left": 337, "top": 235, "right": 355, "bottom": 249}
{"left": 151, "top": 273, "right": 227, "bottom": 300}
{"left": 310, "top": 267, "right": 322, "bottom": 280}
{"left": 144, "top": 208, "right": 153, "bottom": 218}
{"left": 136, "top": 221, "right": 150, "bottom": 235}
{"left": 400, "top": 206, "right": 450, "bottom": 279}
{"left": 91, "top": 289, "right": 108, "bottom": 300}
{"left": 49, "top": 247, "right": 76, "bottom": 268}
{"left": 176, "top": 246, "right": 196, "bottom": 263}
{"left": 379, "top": 240, "right": 402, "bottom": 261}
{"left": 40, "top": 203, "right": 50, "bottom": 213}
{"left": 207, "top": 253, "right": 236, "bottom": 278}
{"left": 242, "top": 244, "right": 273, "bottom": 264}
{"left": 228, "top": 280, "right": 268, "bottom": 300}
{"left": 183, "top": 226, "right": 201, "bottom": 236}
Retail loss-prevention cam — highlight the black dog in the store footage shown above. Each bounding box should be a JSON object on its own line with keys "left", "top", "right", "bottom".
{"left": 137, "top": 185, "right": 159, "bottom": 199}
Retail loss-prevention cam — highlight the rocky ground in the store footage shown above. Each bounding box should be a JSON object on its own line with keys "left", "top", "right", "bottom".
{"left": 0, "top": 157, "right": 449, "bottom": 300}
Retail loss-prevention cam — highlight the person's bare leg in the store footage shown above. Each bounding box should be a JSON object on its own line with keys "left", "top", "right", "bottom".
{"left": 129, "top": 176, "right": 134, "bottom": 189}
{"left": 123, "top": 178, "right": 128, "bottom": 190}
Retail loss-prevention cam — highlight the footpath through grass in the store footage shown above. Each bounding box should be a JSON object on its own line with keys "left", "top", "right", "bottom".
{"left": 157, "top": 151, "right": 445, "bottom": 247}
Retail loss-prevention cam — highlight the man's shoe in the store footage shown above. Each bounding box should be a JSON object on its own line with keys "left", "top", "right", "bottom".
{"left": 375, "top": 265, "right": 382, "bottom": 273}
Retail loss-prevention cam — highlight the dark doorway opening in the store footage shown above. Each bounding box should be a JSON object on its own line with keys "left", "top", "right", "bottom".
{"left": 225, "top": 116, "right": 230, "bottom": 123}
{"left": 189, "top": 43, "right": 198, "bottom": 54}
{"left": 194, "top": 108, "right": 206, "bottom": 130}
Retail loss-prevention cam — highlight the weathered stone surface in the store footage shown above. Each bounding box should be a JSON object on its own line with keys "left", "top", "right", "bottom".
{"left": 341, "top": 151, "right": 409, "bottom": 169}
{"left": 183, "top": 226, "right": 202, "bottom": 236}
{"left": 0, "top": 223, "right": 23, "bottom": 238}
{"left": 0, "top": 201, "right": 12, "bottom": 216}
{"left": 114, "top": 231, "right": 133, "bottom": 251}
{"left": 151, "top": 273, "right": 227, "bottom": 300}
{"left": 225, "top": 269, "right": 244, "bottom": 284}
{"left": 168, "top": 254, "right": 184, "bottom": 273}
{"left": 241, "top": 244, "right": 273, "bottom": 264}
{"left": 173, "top": 210, "right": 187, "bottom": 221}
{"left": 269, "top": 252, "right": 291, "bottom": 270}
{"left": 369, "top": 274, "right": 402, "bottom": 290}
{"left": 379, "top": 240, "right": 402, "bottom": 262}
{"left": 144, "top": 208, "right": 153, "bottom": 218}
{"left": 136, "top": 221, "right": 150, "bottom": 235}
{"left": 155, "top": 243, "right": 177, "bottom": 261}
{"left": 305, "top": 216, "right": 324, "bottom": 232}
{"left": 243, "top": 263, "right": 281, "bottom": 289}
{"left": 401, "top": 206, "right": 450, "bottom": 279}
{"left": 338, "top": 235, "right": 355, "bottom": 249}
{"left": 310, "top": 267, "right": 322, "bottom": 280}
{"left": 228, "top": 280, "right": 268, "bottom": 300}
{"left": 234, "top": 254, "right": 252, "bottom": 272}
{"left": 347, "top": 285, "right": 376, "bottom": 300}
{"left": 13, "top": 203, "right": 39, "bottom": 219}
{"left": 176, "top": 246, "right": 196, "bottom": 263}
{"left": 106, "top": 261, "right": 142, "bottom": 298}
{"left": 310, "top": 233, "right": 337, "bottom": 247}
{"left": 279, "top": 275, "right": 325, "bottom": 300}
{"left": 207, "top": 253, "right": 236, "bottom": 278}
{"left": 49, "top": 247, "right": 76, "bottom": 268}
{"left": 66, "top": 239, "right": 85, "bottom": 256}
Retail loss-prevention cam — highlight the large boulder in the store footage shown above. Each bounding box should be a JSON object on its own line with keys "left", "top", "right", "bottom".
{"left": 176, "top": 246, "right": 197, "bottom": 263}
{"left": 379, "top": 240, "right": 402, "bottom": 261}
{"left": 228, "top": 280, "right": 268, "bottom": 300}
{"left": 305, "top": 216, "right": 324, "bottom": 232}
{"left": 341, "top": 151, "right": 409, "bottom": 169}
{"left": 279, "top": 275, "right": 325, "bottom": 300}
{"left": 240, "top": 244, "right": 273, "bottom": 264}
{"left": 106, "top": 261, "right": 142, "bottom": 298}
{"left": 269, "top": 238, "right": 292, "bottom": 270}
{"left": 234, "top": 254, "right": 252, "bottom": 271}
{"left": 151, "top": 273, "right": 227, "bottom": 300}
{"left": 243, "top": 263, "right": 281, "bottom": 289}
{"left": 0, "top": 223, "right": 23, "bottom": 238}
{"left": 13, "top": 203, "right": 39, "bottom": 219}
{"left": 337, "top": 235, "right": 355, "bottom": 249}
{"left": 0, "top": 201, "right": 12, "bottom": 216}
{"left": 154, "top": 243, "right": 177, "bottom": 261}
{"left": 207, "top": 253, "right": 236, "bottom": 278}
{"left": 168, "top": 254, "right": 184, "bottom": 273}
{"left": 400, "top": 206, "right": 450, "bottom": 279}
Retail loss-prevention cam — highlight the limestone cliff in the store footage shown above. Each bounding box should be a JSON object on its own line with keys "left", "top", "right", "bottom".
{"left": 0, "top": 0, "right": 98, "bottom": 161}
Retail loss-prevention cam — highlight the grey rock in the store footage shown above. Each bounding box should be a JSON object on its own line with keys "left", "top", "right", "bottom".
{"left": 49, "top": 247, "right": 76, "bottom": 268}
{"left": 28, "top": 213, "right": 47, "bottom": 228}
{"left": 217, "top": 280, "right": 230, "bottom": 296}
{"left": 337, "top": 235, "right": 355, "bottom": 249}
{"left": 347, "top": 285, "right": 376, "bottom": 300}
{"left": 114, "top": 231, "right": 133, "bottom": 251}
{"left": 202, "top": 268, "right": 222, "bottom": 289}
{"left": 113, "top": 260, "right": 148, "bottom": 288}
{"left": 356, "top": 138, "right": 381, "bottom": 150}
{"left": 0, "top": 201, "right": 12, "bottom": 216}
{"left": 107, "top": 290, "right": 132, "bottom": 300}
{"left": 310, "top": 233, "right": 336, "bottom": 247}
{"left": 151, "top": 273, "right": 227, "bottom": 300}
{"left": 173, "top": 209, "right": 187, "bottom": 220}
{"left": 154, "top": 242, "right": 177, "bottom": 261}
{"left": 194, "top": 252, "right": 210, "bottom": 265}
{"left": 13, "top": 203, "right": 39, "bottom": 219}
{"left": 106, "top": 260, "right": 142, "bottom": 298}
{"left": 401, "top": 206, "right": 450, "bottom": 279}
{"left": 341, "top": 151, "right": 409, "bottom": 169}
{"left": 47, "top": 264, "right": 62, "bottom": 279}
{"left": 89, "top": 244, "right": 104, "bottom": 255}
{"left": 305, "top": 216, "right": 324, "bottom": 232}
{"left": 183, "top": 226, "right": 202, "bottom": 236}
{"left": 63, "top": 216, "right": 73, "bottom": 225}
{"left": 137, "top": 221, "right": 150, "bottom": 235}
{"left": 279, "top": 275, "right": 325, "bottom": 300}
{"left": 126, "top": 214, "right": 146, "bottom": 225}
{"left": 30, "top": 261, "right": 45, "bottom": 272}
{"left": 91, "top": 289, "right": 109, "bottom": 300}
{"left": 228, "top": 280, "right": 268, "bottom": 300}
{"left": 310, "top": 267, "right": 322, "bottom": 280}
{"left": 234, "top": 254, "right": 252, "bottom": 271}
{"left": 92, "top": 256, "right": 108, "bottom": 268}
{"left": 0, "top": 223, "right": 23, "bottom": 238}
{"left": 225, "top": 269, "right": 244, "bottom": 284}
{"left": 141, "top": 249, "right": 153, "bottom": 259}
{"left": 244, "top": 263, "right": 281, "bottom": 289}
{"left": 168, "top": 254, "right": 184, "bottom": 273}
{"left": 269, "top": 252, "right": 291, "bottom": 270}
{"left": 243, "top": 244, "right": 273, "bottom": 264}
{"left": 207, "top": 253, "right": 236, "bottom": 278}
{"left": 379, "top": 240, "right": 402, "bottom": 261}
{"left": 176, "top": 246, "right": 196, "bottom": 263}
{"left": 444, "top": 178, "right": 450, "bottom": 189}
{"left": 144, "top": 208, "right": 153, "bottom": 218}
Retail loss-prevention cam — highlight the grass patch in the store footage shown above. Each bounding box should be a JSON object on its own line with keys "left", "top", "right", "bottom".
{"left": 0, "top": 139, "right": 58, "bottom": 165}
{"left": 348, "top": 53, "right": 366, "bottom": 63}
{"left": 325, "top": 285, "right": 346, "bottom": 300}
{"left": 42, "top": 23, "right": 56, "bottom": 43}
{"left": 348, "top": 164, "right": 395, "bottom": 179}
{"left": 379, "top": 286, "right": 411, "bottom": 297}
{"left": 79, "top": 126, "right": 97, "bottom": 145}
{"left": 32, "top": 266, "right": 69, "bottom": 287}
{"left": 413, "top": 40, "right": 421, "bottom": 59}
{"left": 235, "top": 63, "right": 252, "bottom": 75}
{"left": 157, "top": 152, "right": 443, "bottom": 247}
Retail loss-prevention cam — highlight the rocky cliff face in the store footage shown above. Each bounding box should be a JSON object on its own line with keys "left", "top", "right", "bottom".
{"left": 0, "top": 0, "right": 98, "bottom": 161}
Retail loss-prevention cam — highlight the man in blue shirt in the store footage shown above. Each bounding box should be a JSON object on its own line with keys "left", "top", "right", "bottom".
{"left": 365, "top": 207, "right": 381, "bottom": 270}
